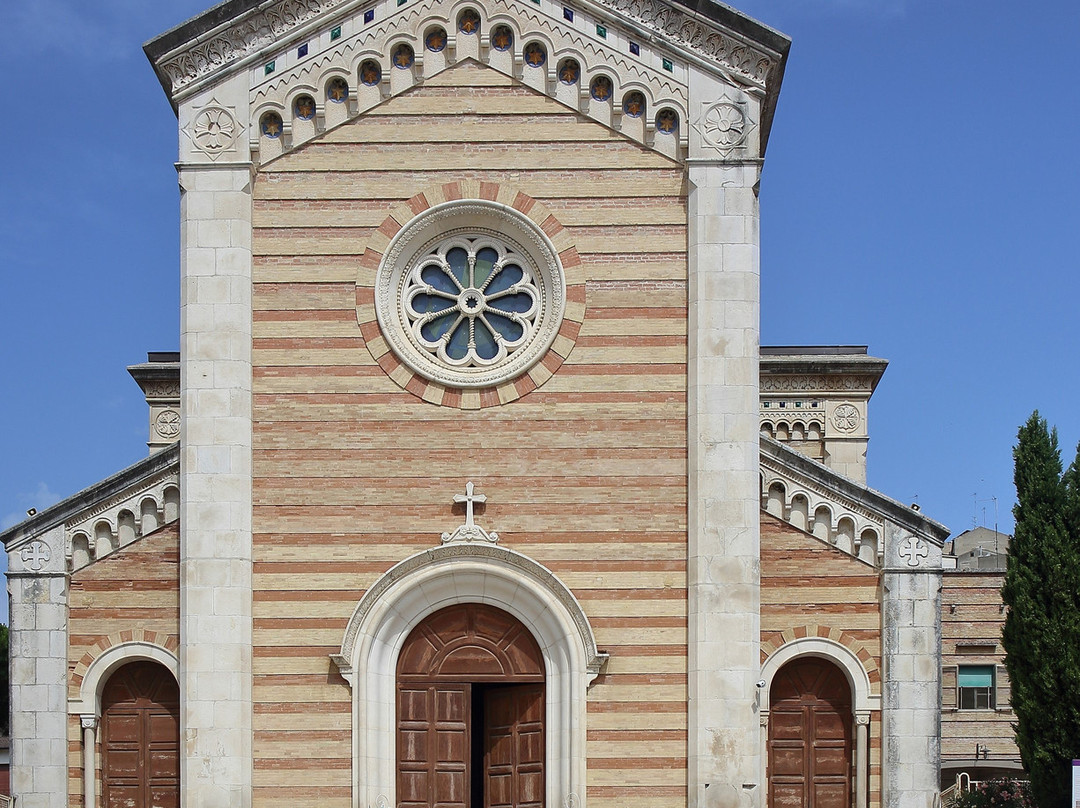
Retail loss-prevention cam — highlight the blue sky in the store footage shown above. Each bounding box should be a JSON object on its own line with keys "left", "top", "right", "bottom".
{"left": 1, "top": 0, "right": 1078, "bottom": 605}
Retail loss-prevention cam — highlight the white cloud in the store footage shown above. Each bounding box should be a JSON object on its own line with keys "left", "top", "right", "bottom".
{"left": 2, "top": 482, "right": 63, "bottom": 530}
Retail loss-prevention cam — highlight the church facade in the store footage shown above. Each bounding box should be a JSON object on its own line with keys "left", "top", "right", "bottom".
{"left": 3, "top": 1, "right": 951, "bottom": 807}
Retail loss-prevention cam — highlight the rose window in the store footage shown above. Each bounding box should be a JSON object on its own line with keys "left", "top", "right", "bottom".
{"left": 373, "top": 200, "right": 566, "bottom": 390}
{"left": 404, "top": 237, "right": 540, "bottom": 367}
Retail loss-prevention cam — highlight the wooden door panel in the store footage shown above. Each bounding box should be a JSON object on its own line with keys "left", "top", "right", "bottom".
{"left": 768, "top": 658, "right": 853, "bottom": 808}
{"left": 398, "top": 684, "right": 470, "bottom": 808}
{"left": 397, "top": 605, "right": 546, "bottom": 808}
{"left": 101, "top": 662, "right": 180, "bottom": 808}
{"left": 484, "top": 685, "right": 544, "bottom": 808}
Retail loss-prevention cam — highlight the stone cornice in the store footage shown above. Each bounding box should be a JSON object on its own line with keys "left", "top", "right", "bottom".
{"left": 146, "top": 0, "right": 788, "bottom": 128}
{"left": 1, "top": 444, "right": 180, "bottom": 551}
{"left": 761, "top": 436, "right": 949, "bottom": 544}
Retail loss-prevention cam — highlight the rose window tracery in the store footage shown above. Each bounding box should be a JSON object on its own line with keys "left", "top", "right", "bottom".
{"left": 373, "top": 199, "right": 566, "bottom": 390}
{"left": 404, "top": 237, "right": 540, "bottom": 368}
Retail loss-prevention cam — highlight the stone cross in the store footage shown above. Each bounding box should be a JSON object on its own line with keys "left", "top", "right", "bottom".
{"left": 454, "top": 481, "right": 486, "bottom": 528}
{"left": 898, "top": 537, "right": 928, "bottom": 567}
{"left": 20, "top": 540, "right": 51, "bottom": 571}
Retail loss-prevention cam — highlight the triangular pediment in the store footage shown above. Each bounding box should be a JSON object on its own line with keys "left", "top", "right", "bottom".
{"left": 147, "top": 0, "right": 788, "bottom": 155}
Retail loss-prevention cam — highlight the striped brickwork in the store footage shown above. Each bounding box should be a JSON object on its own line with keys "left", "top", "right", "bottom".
{"left": 760, "top": 514, "right": 883, "bottom": 807}
{"left": 940, "top": 571, "right": 1019, "bottom": 771}
{"left": 65, "top": 523, "right": 180, "bottom": 806}
{"left": 251, "top": 60, "right": 689, "bottom": 807}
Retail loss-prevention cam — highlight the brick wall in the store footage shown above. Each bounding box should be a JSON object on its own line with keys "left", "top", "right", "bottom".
{"left": 251, "top": 60, "right": 689, "bottom": 807}
{"left": 65, "top": 523, "right": 180, "bottom": 806}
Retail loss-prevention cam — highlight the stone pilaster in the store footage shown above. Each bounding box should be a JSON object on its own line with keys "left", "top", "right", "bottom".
{"left": 686, "top": 69, "right": 763, "bottom": 808}
{"left": 177, "top": 75, "right": 254, "bottom": 808}
{"left": 882, "top": 525, "right": 943, "bottom": 808}
{"left": 7, "top": 524, "right": 68, "bottom": 808}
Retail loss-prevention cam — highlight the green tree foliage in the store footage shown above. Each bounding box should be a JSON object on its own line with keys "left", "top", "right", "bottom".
{"left": 1001, "top": 413, "right": 1080, "bottom": 808}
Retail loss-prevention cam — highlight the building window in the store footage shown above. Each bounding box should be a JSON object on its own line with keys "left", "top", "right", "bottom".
{"left": 374, "top": 200, "right": 566, "bottom": 390}
{"left": 958, "top": 665, "right": 995, "bottom": 709}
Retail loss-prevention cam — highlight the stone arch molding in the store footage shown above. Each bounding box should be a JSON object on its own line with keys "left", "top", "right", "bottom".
{"left": 759, "top": 635, "right": 879, "bottom": 715}
{"left": 69, "top": 640, "right": 180, "bottom": 718}
{"left": 332, "top": 542, "right": 607, "bottom": 808}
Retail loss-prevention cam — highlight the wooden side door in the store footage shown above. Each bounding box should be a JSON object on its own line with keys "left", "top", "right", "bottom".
{"left": 398, "top": 684, "right": 471, "bottom": 808}
{"left": 768, "top": 658, "right": 853, "bottom": 808}
{"left": 483, "top": 685, "right": 544, "bottom": 808}
{"left": 101, "top": 661, "right": 180, "bottom": 808}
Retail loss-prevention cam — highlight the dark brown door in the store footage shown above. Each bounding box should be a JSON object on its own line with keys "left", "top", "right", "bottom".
{"left": 101, "top": 661, "right": 180, "bottom": 808}
{"left": 397, "top": 604, "right": 545, "bottom": 808}
{"left": 483, "top": 685, "right": 544, "bottom": 808}
{"left": 398, "top": 684, "right": 471, "bottom": 808}
{"left": 768, "top": 657, "right": 853, "bottom": 808}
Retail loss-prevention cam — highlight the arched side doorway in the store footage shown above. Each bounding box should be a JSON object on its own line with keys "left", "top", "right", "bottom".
{"left": 768, "top": 657, "right": 853, "bottom": 808}
{"left": 397, "top": 603, "right": 545, "bottom": 808}
{"left": 100, "top": 660, "right": 180, "bottom": 808}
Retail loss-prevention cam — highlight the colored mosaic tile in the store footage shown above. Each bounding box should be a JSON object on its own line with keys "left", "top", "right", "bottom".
{"left": 392, "top": 43, "right": 415, "bottom": 69}
{"left": 491, "top": 25, "right": 514, "bottom": 51}
{"left": 260, "top": 112, "right": 283, "bottom": 138}
{"left": 294, "top": 95, "right": 316, "bottom": 120}
{"left": 264, "top": 60, "right": 275, "bottom": 76}
{"left": 363, "top": 8, "right": 375, "bottom": 23}
{"left": 360, "top": 60, "right": 382, "bottom": 86}
{"left": 297, "top": 43, "right": 308, "bottom": 58}
{"left": 558, "top": 59, "right": 580, "bottom": 85}
{"left": 327, "top": 77, "right": 349, "bottom": 103}
{"left": 590, "top": 75, "right": 612, "bottom": 102}
{"left": 563, "top": 6, "right": 573, "bottom": 21}
{"left": 596, "top": 24, "right": 606, "bottom": 38}
{"left": 622, "top": 91, "right": 645, "bottom": 118}
{"left": 656, "top": 108, "right": 679, "bottom": 134}
{"left": 458, "top": 9, "right": 481, "bottom": 34}
{"left": 523, "top": 42, "right": 546, "bottom": 68}
{"left": 629, "top": 41, "right": 640, "bottom": 56}
{"left": 662, "top": 57, "right": 673, "bottom": 72}
{"left": 425, "top": 27, "right": 447, "bottom": 52}
{"left": 330, "top": 25, "right": 342, "bottom": 40}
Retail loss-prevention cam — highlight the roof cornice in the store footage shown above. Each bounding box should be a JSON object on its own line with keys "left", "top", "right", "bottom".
{"left": 1, "top": 444, "right": 180, "bottom": 550}
{"left": 144, "top": 0, "right": 788, "bottom": 145}
{"left": 761, "top": 435, "right": 950, "bottom": 544}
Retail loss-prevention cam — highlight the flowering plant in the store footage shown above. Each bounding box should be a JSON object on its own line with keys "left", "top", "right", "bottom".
{"left": 948, "top": 778, "right": 1034, "bottom": 808}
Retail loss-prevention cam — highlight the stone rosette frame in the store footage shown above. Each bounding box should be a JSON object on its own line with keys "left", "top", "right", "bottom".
{"left": 357, "top": 181, "right": 586, "bottom": 408}
{"left": 332, "top": 542, "right": 607, "bottom": 808}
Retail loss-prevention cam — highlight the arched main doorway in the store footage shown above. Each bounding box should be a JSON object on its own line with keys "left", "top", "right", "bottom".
{"left": 397, "top": 603, "right": 545, "bottom": 808}
{"left": 100, "top": 660, "right": 180, "bottom": 808}
{"left": 768, "top": 657, "right": 854, "bottom": 808}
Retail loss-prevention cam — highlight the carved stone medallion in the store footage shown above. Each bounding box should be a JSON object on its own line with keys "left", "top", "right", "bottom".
{"left": 186, "top": 101, "right": 239, "bottom": 159}
{"left": 832, "top": 403, "right": 861, "bottom": 433}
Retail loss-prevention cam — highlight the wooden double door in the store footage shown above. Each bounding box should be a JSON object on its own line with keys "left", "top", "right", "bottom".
{"left": 768, "top": 657, "right": 854, "bottom": 808}
{"left": 100, "top": 661, "right": 181, "bottom": 808}
{"left": 397, "top": 604, "right": 546, "bottom": 808}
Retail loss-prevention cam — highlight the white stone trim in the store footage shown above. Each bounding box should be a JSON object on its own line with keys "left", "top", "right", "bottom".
{"left": 759, "top": 636, "right": 878, "bottom": 713}
{"left": 333, "top": 543, "right": 605, "bottom": 808}
{"left": 68, "top": 641, "right": 180, "bottom": 717}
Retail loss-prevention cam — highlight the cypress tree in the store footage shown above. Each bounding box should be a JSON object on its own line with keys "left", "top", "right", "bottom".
{"left": 1001, "top": 413, "right": 1080, "bottom": 808}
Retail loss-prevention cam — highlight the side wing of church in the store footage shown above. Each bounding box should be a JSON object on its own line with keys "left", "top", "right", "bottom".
{"left": 3, "top": 1, "right": 953, "bottom": 807}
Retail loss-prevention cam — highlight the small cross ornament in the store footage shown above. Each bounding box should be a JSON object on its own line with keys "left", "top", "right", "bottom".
{"left": 20, "top": 540, "right": 51, "bottom": 572}
{"left": 898, "top": 537, "right": 928, "bottom": 567}
{"left": 441, "top": 481, "right": 499, "bottom": 545}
